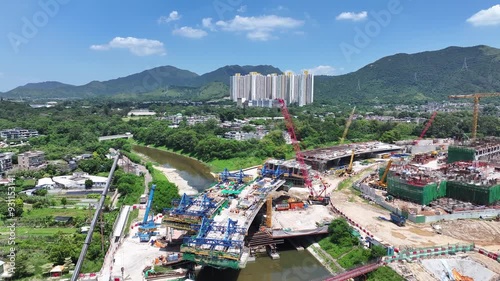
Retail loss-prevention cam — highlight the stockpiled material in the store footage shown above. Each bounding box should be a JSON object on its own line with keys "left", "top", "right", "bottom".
{"left": 447, "top": 146, "right": 475, "bottom": 163}
{"left": 446, "top": 182, "right": 500, "bottom": 206}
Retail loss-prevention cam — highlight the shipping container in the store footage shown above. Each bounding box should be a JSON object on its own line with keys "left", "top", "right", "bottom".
{"left": 289, "top": 202, "right": 304, "bottom": 209}
{"left": 275, "top": 203, "right": 290, "bottom": 211}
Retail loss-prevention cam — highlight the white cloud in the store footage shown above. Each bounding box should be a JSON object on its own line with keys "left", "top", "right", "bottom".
{"left": 90, "top": 37, "right": 166, "bottom": 56}
{"left": 467, "top": 5, "right": 500, "bottom": 26}
{"left": 158, "top": 11, "right": 181, "bottom": 24}
{"left": 215, "top": 15, "right": 304, "bottom": 41}
{"left": 172, "top": 27, "right": 208, "bottom": 39}
{"left": 303, "top": 65, "right": 337, "bottom": 76}
{"left": 237, "top": 5, "right": 247, "bottom": 13}
{"left": 202, "top": 17, "right": 216, "bottom": 31}
{"left": 336, "top": 11, "right": 368, "bottom": 22}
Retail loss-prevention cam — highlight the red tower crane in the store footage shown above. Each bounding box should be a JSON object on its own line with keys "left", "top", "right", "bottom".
{"left": 276, "top": 99, "right": 330, "bottom": 204}
{"left": 413, "top": 111, "right": 437, "bottom": 145}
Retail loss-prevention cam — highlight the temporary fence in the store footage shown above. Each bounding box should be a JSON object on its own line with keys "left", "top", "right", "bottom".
{"left": 384, "top": 243, "right": 475, "bottom": 263}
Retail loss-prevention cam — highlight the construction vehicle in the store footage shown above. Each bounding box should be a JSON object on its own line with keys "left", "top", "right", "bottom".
{"left": 413, "top": 111, "right": 437, "bottom": 145}
{"left": 377, "top": 160, "right": 392, "bottom": 188}
{"left": 449, "top": 92, "right": 500, "bottom": 140}
{"left": 138, "top": 184, "right": 159, "bottom": 242}
{"left": 339, "top": 106, "right": 356, "bottom": 145}
{"left": 345, "top": 150, "right": 355, "bottom": 175}
{"left": 389, "top": 212, "right": 406, "bottom": 227}
{"left": 276, "top": 98, "right": 330, "bottom": 205}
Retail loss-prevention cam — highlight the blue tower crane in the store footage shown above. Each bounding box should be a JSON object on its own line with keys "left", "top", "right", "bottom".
{"left": 138, "top": 184, "right": 159, "bottom": 242}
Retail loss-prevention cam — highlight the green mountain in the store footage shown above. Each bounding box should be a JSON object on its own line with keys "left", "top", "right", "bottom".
{"left": 314, "top": 45, "right": 500, "bottom": 104}
{"left": 197, "top": 65, "right": 282, "bottom": 85}
{"left": 1, "top": 65, "right": 281, "bottom": 100}
{"left": 3, "top": 45, "right": 500, "bottom": 103}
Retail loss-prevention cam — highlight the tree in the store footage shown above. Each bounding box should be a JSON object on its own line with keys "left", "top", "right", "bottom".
{"left": 370, "top": 245, "right": 387, "bottom": 259}
{"left": 241, "top": 124, "right": 256, "bottom": 133}
{"left": 34, "top": 188, "right": 48, "bottom": 196}
{"left": 328, "top": 218, "right": 358, "bottom": 247}
{"left": 85, "top": 179, "right": 94, "bottom": 189}
{"left": 61, "top": 197, "right": 67, "bottom": 208}
{"left": 12, "top": 251, "right": 36, "bottom": 279}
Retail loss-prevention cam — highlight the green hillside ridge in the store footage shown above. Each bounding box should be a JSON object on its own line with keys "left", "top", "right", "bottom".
{"left": 314, "top": 45, "right": 500, "bottom": 104}
{"left": 1, "top": 65, "right": 281, "bottom": 100}
{"left": 2, "top": 45, "right": 500, "bottom": 104}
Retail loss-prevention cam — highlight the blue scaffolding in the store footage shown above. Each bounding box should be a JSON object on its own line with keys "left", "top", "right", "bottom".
{"left": 184, "top": 217, "right": 245, "bottom": 248}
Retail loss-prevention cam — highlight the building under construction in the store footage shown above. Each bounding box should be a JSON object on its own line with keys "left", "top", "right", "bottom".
{"left": 380, "top": 160, "right": 500, "bottom": 206}
{"left": 448, "top": 137, "right": 500, "bottom": 163}
{"left": 302, "top": 142, "right": 402, "bottom": 171}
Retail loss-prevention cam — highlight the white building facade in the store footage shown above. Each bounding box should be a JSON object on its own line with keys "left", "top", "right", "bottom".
{"left": 230, "top": 71, "right": 314, "bottom": 107}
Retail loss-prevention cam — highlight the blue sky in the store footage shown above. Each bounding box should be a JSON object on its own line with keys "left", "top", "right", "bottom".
{"left": 1, "top": 0, "right": 500, "bottom": 91}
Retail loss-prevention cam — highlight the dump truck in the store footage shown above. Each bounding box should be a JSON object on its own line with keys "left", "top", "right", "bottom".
{"left": 390, "top": 212, "right": 406, "bottom": 227}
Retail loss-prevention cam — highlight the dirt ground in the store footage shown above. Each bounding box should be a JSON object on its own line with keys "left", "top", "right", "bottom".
{"left": 438, "top": 219, "right": 500, "bottom": 247}
{"left": 323, "top": 168, "right": 468, "bottom": 248}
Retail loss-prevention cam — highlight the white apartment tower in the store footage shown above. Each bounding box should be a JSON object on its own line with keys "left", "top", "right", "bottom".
{"left": 229, "top": 71, "right": 314, "bottom": 107}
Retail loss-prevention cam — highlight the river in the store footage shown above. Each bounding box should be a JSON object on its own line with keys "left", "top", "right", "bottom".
{"left": 132, "top": 145, "right": 330, "bottom": 281}
{"left": 132, "top": 145, "right": 216, "bottom": 192}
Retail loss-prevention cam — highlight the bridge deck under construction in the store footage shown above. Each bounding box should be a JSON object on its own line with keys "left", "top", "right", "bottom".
{"left": 164, "top": 178, "right": 285, "bottom": 269}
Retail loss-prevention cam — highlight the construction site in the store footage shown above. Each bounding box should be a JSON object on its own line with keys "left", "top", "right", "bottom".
{"left": 104, "top": 97, "right": 500, "bottom": 281}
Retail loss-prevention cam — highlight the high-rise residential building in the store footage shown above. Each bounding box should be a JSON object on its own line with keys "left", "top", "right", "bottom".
{"left": 229, "top": 71, "right": 314, "bottom": 107}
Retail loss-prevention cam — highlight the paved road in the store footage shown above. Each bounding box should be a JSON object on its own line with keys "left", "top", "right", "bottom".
{"left": 99, "top": 156, "right": 152, "bottom": 281}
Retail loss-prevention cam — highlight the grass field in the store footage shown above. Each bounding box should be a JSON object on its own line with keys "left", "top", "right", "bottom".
{"left": 0, "top": 226, "right": 75, "bottom": 236}
{"left": 23, "top": 207, "right": 92, "bottom": 219}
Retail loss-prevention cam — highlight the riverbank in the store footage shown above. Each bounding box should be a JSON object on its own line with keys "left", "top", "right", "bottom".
{"left": 153, "top": 165, "right": 199, "bottom": 196}
{"left": 132, "top": 142, "right": 267, "bottom": 172}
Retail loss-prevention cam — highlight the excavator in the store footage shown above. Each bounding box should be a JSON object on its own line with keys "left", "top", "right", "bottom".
{"left": 377, "top": 160, "right": 392, "bottom": 188}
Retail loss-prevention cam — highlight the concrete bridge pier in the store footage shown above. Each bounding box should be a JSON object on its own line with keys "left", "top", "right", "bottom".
{"left": 267, "top": 244, "right": 280, "bottom": 259}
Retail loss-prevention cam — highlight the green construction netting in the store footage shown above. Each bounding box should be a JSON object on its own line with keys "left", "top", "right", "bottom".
{"left": 387, "top": 177, "right": 446, "bottom": 205}
{"left": 446, "top": 182, "right": 500, "bottom": 205}
{"left": 447, "top": 146, "right": 475, "bottom": 163}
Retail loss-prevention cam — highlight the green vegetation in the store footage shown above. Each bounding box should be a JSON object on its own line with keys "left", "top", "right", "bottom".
{"left": 146, "top": 163, "right": 180, "bottom": 213}
{"left": 366, "top": 266, "right": 405, "bottom": 281}
{"left": 124, "top": 208, "right": 139, "bottom": 236}
{"left": 4, "top": 46, "right": 500, "bottom": 106}
{"left": 114, "top": 170, "right": 145, "bottom": 206}
{"left": 314, "top": 45, "right": 500, "bottom": 105}
{"left": 318, "top": 218, "right": 391, "bottom": 273}
{"left": 1, "top": 65, "right": 281, "bottom": 99}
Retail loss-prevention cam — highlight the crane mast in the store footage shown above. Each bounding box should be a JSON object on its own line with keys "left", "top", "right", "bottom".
{"left": 340, "top": 106, "right": 356, "bottom": 145}
{"left": 276, "top": 99, "right": 313, "bottom": 192}
{"left": 414, "top": 111, "right": 437, "bottom": 145}
{"left": 448, "top": 93, "right": 500, "bottom": 140}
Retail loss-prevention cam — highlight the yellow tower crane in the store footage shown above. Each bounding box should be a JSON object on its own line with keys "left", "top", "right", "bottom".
{"left": 448, "top": 93, "right": 500, "bottom": 140}
{"left": 339, "top": 106, "right": 356, "bottom": 145}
